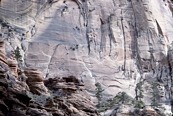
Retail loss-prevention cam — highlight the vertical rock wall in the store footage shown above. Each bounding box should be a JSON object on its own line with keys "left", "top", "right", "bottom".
{"left": 1, "top": 0, "right": 173, "bottom": 115}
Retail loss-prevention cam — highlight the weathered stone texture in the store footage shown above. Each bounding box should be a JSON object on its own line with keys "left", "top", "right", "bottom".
{"left": 1, "top": 0, "right": 173, "bottom": 115}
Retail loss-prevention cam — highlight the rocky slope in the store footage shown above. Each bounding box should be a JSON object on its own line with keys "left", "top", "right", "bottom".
{"left": 1, "top": 0, "right": 173, "bottom": 115}
{"left": 0, "top": 40, "right": 99, "bottom": 116}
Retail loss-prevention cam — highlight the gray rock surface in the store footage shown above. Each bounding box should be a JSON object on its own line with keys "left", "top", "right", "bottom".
{"left": 1, "top": 0, "right": 173, "bottom": 115}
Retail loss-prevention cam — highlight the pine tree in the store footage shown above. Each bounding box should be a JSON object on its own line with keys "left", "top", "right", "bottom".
{"left": 95, "top": 82, "right": 104, "bottom": 108}
{"left": 14, "top": 47, "right": 22, "bottom": 61}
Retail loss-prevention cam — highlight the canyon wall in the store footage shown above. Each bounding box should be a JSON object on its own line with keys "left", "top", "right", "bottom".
{"left": 1, "top": 0, "right": 173, "bottom": 115}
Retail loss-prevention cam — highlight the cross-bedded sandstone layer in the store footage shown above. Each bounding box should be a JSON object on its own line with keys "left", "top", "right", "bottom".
{"left": 1, "top": 0, "right": 173, "bottom": 115}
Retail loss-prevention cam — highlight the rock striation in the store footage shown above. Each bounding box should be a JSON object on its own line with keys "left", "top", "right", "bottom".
{"left": 0, "top": 70, "right": 99, "bottom": 115}
{"left": 44, "top": 76, "right": 99, "bottom": 116}
{"left": 25, "top": 68, "right": 48, "bottom": 95}
{"left": 0, "top": 40, "right": 99, "bottom": 116}
{"left": 1, "top": 0, "right": 173, "bottom": 115}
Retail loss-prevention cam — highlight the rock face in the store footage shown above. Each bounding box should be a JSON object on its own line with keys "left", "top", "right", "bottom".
{"left": 44, "top": 76, "right": 99, "bottom": 116}
{"left": 0, "top": 55, "right": 98, "bottom": 115}
{"left": 0, "top": 36, "right": 99, "bottom": 116}
{"left": 0, "top": 70, "right": 98, "bottom": 116}
{"left": 1, "top": 0, "right": 173, "bottom": 115}
{"left": 25, "top": 68, "right": 48, "bottom": 95}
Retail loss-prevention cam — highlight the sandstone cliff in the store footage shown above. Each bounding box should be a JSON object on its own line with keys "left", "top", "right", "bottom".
{"left": 1, "top": 0, "right": 173, "bottom": 115}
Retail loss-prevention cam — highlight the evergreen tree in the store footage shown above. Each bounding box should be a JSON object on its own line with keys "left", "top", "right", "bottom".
{"left": 95, "top": 82, "right": 104, "bottom": 108}
{"left": 14, "top": 47, "right": 22, "bottom": 61}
